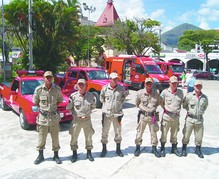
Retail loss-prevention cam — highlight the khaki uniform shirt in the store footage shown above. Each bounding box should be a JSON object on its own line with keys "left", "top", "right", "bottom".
{"left": 183, "top": 91, "right": 208, "bottom": 124}
{"left": 100, "top": 84, "right": 126, "bottom": 117}
{"left": 33, "top": 83, "right": 63, "bottom": 126}
{"left": 136, "top": 88, "right": 161, "bottom": 113}
{"left": 66, "top": 91, "right": 96, "bottom": 118}
{"left": 160, "top": 87, "right": 184, "bottom": 120}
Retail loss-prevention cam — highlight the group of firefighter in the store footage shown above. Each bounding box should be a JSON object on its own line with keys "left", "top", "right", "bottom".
{"left": 32, "top": 71, "right": 208, "bottom": 165}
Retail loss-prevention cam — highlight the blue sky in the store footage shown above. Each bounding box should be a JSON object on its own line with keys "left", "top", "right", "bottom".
{"left": 79, "top": 0, "right": 219, "bottom": 32}
{"left": 2, "top": 0, "right": 219, "bottom": 32}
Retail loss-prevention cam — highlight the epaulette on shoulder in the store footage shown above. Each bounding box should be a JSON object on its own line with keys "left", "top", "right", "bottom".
{"left": 36, "top": 85, "right": 43, "bottom": 92}
{"left": 71, "top": 91, "right": 78, "bottom": 97}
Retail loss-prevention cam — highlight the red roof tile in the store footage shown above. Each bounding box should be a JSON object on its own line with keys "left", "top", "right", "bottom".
{"left": 95, "top": 0, "right": 119, "bottom": 27}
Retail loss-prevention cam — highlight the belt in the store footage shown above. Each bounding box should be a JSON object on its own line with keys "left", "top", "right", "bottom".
{"left": 164, "top": 109, "right": 179, "bottom": 116}
{"left": 78, "top": 116, "right": 89, "bottom": 119}
{"left": 188, "top": 114, "right": 202, "bottom": 119}
{"left": 139, "top": 110, "right": 155, "bottom": 117}
{"left": 40, "top": 110, "right": 58, "bottom": 116}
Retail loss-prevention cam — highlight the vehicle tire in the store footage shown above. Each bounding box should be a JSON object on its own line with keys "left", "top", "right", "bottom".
{"left": 92, "top": 91, "right": 102, "bottom": 108}
{"left": 0, "top": 96, "right": 10, "bottom": 111}
{"left": 19, "top": 109, "right": 30, "bottom": 130}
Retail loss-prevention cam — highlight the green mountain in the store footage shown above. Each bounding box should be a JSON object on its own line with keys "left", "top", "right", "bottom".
{"left": 161, "top": 23, "right": 203, "bottom": 47}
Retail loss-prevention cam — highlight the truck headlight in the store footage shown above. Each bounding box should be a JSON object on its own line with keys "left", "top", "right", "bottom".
{"left": 32, "top": 106, "right": 40, "bottom": 112}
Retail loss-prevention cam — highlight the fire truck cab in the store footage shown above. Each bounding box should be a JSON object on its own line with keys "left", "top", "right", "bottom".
{"left": 155, "top": 59, "right": 185, "bottom": 80}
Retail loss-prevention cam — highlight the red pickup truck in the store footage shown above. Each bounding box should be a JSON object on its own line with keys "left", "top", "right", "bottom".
{"left": 0, "top": 70, "right": 73, "bottom": 130}
{"left": 54, "top": 67, "right": 129, "bottom": 108}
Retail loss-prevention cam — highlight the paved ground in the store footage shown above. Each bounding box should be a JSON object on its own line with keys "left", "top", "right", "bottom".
{"left": 0, "top": 80, "right": 219, "bottom": 179}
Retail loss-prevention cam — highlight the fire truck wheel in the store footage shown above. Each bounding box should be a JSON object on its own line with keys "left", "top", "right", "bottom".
{"left": 19, "top": 109, "right": 30, "bottom": 130}
{"left": 92, "top": 91, "right": 102, "bottom": 108}
{"left": 0, "top": 96, "right": 10, "bottom": 111}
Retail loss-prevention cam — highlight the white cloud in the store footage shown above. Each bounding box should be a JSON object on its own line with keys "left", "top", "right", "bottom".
{"left": 79, "top": 0, "right": 148, "bottom": 21}
{"left": 179, "top": 11, "right": 196, "bottom": 22}
{"left": 199, "top": 21, "right": 210, "bottom": 29}
{"left": 201, "top": 0, "right": 219, "bottom": 8}
{"left": 114, "top": 0, "right": 147, "bottom": 20}
{"left": 150, "top": 9, "right": 165, "bottom": 20}
{"left": 197, "top": 0, "right": 219, "bottom": 29}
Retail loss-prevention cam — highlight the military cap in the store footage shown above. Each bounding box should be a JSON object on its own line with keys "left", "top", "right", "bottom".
{"left": 44, "top": 71, "right": 53, "bottom": 77}
{"left": 109, "top": 72, "right": 119, "bottom": 79}
{"left": 169, "top": 76, "right": 178, "bottom": 83}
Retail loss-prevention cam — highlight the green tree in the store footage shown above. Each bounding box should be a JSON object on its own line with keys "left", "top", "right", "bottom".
{"left": 4, "top": 0, "right": 81, "bottom": 73}
{"left": 69, "top": 25, "right": 105, "bottom": 66}
{"left": 178, "top": 30, "right": 219, "bottom": 76}
{"left": 104, "top": 18, "right": 161, "bottom": 55}
{"left": 178, "top": 30, "right": 219, "bottom": 51}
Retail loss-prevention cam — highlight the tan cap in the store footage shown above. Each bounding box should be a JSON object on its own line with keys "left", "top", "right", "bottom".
{"left": 44, "top": 71, "right": 53, "bottom": 77}
{"left": 195, "top": 80, "right": 203, "bottom": 86}
{"left": 145, "top": 77, "right": 153, "bottom": 83}
{"left": 169, "top": 76, "right": 178, "bottom": 83}
{"left": 77, "top": 78, "right": 86, "bottom": 84}
{"left": 109, "top": 72, "right": 118, "bottom": 79}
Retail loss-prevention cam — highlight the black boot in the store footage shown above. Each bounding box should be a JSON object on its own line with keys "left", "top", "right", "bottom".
{"left": 160, "top": 142, "right": 166, "bottom": 157}
{"left": 87, "top": 150, "right": 94, "bottom": 162}
{"left": 34, "top": 150, "right": 44, "bottom": 165}
{"left": 53, "top": 151, "right": 62, "bottom": 164}
{"left": 100, "top": 144, "right": 107, "bottom": 157}
{"left": 71, "top": 150, "right": 78, "bottom": 163}
{"left": 195, "top": 145, "right": 204, "bottom": 158}
{"left": 181, "top": 144, "right": 188, "bottom": 157}
{"left": 116, "top": 143, "right": 124, "bottom": 157}
{"left": 134, "top": 145, "right": 141, "bottom": 157}
{"left": 171, "top": 143, "right": 182, "bottom": 157}
{"left": 152, "top": 146, "right": 161, "bottom": 158}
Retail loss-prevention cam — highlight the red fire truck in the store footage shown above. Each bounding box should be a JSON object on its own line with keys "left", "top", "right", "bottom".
{"left": 104, "top": 55, "right": 169, "bottom": 91}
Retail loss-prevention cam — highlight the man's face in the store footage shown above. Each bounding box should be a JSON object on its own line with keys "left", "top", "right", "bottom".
{"left": 145, "top": 82, "right": 153, "bottom": 90}
{"left": 44, "top": 76, "right": 53, "bottom": 85}
{"left": 77, "top": 82, "right": 86, "bottom": 92}
{"left": 194, "top": 84, "right": 203, "bottom": 92}
{"left": 169, "top": 82, "right": 178, "bottom": 91}
{"left": 110, "top": 77, "right": 119, "bottom": 86}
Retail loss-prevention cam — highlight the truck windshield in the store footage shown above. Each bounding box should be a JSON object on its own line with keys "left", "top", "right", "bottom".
{"left": 21, "top": 80, "right": 44, "bottom": 95}
{"left": 144, "top": 65, "right": 163, "bottom": 74}
{"left": 87, "top": 70, "right": 109, "bottom": 80}
{"left": 171, "top": 65, "right": 184, "bottom": 72}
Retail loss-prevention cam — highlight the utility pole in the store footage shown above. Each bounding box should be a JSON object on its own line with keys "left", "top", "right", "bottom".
{"left": 83, "top": 3, "right": 96, "bottom": 65}
{"left": 28, "top": 0, "right": 33, "bottom": 70}
{"left": 1, "top": 0, "right": 6, "bottom": 82}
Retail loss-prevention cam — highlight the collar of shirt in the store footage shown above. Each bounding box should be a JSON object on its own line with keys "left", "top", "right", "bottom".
{"left": 42, "top": 83, "right": 54, "bottom": 90}
{"left": 144, "top": 89, "right": 152, "bottom": 96}
{"left": 192, "top": 90, "right": 202, "bottom": 99}
{"left": 168, "top": 87, "right": 177, "bottom": 95}
{"left": 107, "top": 83, "right": 117, "bottom": 90}
{"left": 78, "top": 91, "right": 87, "bottom": 97}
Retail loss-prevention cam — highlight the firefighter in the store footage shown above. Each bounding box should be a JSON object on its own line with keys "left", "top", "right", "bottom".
{"left": 33, "top": 71, "right": 63, "bottom": 165}
{"left": 99, "top": 72, "right": 127, "bottom": 157}
{"left": 134, "top": 77, "right": 161, "bottom": 158}
{"left": 67, "top": 79, "right": 96, "bottom": 162}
